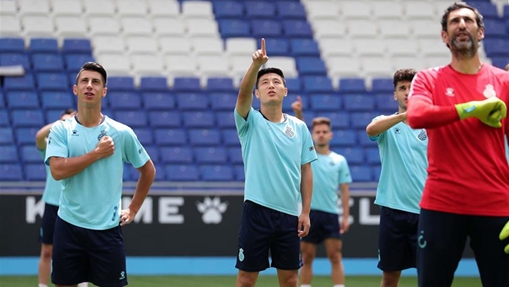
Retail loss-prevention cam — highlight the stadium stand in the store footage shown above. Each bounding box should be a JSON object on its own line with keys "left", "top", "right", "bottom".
{"left": 0, "top": 0, "right": 507, "bottom": 182}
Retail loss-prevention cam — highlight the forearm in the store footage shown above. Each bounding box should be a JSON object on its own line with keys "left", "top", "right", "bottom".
{"left": 295, "top": 110, "right": 303, "bottom": 121}
{"left": 407, "top": 99, "right": 459, "bottom": 129}
{"left": 340, "top": 184, "right": 350, "bottom": 218}
{"left": 49, "top": 152, "right": 100, "bottom": 180}
{"left": 35, "top": 123, "right": 53, "bottom": 150}
{"left": 300, "top": 164, "right": 313, "bottom": 215}
{"left": 236, "top": 62, "right": 262, "bottom": 114}
{"left": 128, "top": 161, "right": 156, "bottom": 214}
{"left": 365, "top": 113, "right": 406, "bottom": 137}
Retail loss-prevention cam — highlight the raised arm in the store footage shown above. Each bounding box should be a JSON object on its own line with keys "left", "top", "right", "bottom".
{"left": 366, "top": 113, "right": 407, "bottom": 137}
{"left": 236, "top": 38, "right": 269, "bottom": 119}
{"left": 291, "top": 95, "right": 304, "bottom": 121}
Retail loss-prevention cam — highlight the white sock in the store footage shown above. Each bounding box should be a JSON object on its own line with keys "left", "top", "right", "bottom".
{"left": 333, "top": 285, "right": 345, "bottom": 287}
{"left": 38, "top": 284, "right": 48, "bottom": 287}
{"left": 301, "top": 285, "right": 311, "bottom": 287}
{"left": 78, "top": 283, "right": 89, "bottom": 287}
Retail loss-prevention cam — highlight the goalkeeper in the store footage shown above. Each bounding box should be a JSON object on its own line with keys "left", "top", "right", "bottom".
{"left": 406, "top": 4, "right": 509, "bottom": 287}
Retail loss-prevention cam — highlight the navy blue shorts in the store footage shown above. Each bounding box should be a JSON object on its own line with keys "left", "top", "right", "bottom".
{"left": 39, "top": 203, "right": 59, "bottom": 244}
{"left": 377, "top": 207, "right": 419, "bottom": 271}
{"left": 417, "top": 208, "right": 509, "bottom": 287}
{"left": 235, "top": 200, "right": 302, "bottom": 272}
{"left": 301, "top": 209, "right": 341, "bottom": 244}
{"left": 52, "top": 216, "right": 128, "bottom": 287}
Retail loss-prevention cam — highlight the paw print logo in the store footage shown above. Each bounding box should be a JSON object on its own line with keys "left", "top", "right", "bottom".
{"left": 196, "top": 197, "right": 228, "bottom": 224}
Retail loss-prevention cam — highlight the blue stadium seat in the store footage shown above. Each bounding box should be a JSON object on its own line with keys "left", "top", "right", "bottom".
{"left": 213, "top": 1, "right": 244, "bottom": 19}
{"left": 372, "top": 165, "right": 381, "bottom": 182}
{"left": 200, "top": 164, "right": 234, "bottom": 181}
{"left": 234, "top": 165, "right": 244, "bottom": 181}
{"left": 468, "top": 1, "right": 499, "bottom": 19}
{"left": 21, "top": 146, "right": 42, "bottom": 163}
{"left": 375, "top": 94, "right": 395, "bottom": 113}
{"left": 291, "top": 39, "right": 320, "bottom": 57}
{"left": 182, "top": 111, "right": 215, "bottom": 128}
{"left": 132, "top": 128, "right": 153, "bottom": 146}
{"left": 0, "top": 53, "right": 31, "bottom": 70}
{"left": 143, "top": 92, "right": 175, "bottom": 111}
{"left": 245, "top": 1, "right": 276, "bottom": 19}
{"left": 0, "top": 38, "right": 25, "bottom": 53}
{"left": 0, "top": 164, "right": 23, "bottom": 181}
{"left": 371, "top": 78, "right": 394, "bottom": 94}
{"left": 29, "top": 38, "right": 59, "bottom": 54}
{"left": 251, "top": 20, "right": 283, "bottom": 37}
{"left": 336, "top": 147, "right": 364, "bottom": 165}
{"left": 265, "top": 38, "right": 290, "bottom": 56}
{"left": 491, "top": 57, "right": 509, "bottom": 69}
{"left": 14, "top": 127, "right": 39, "bottom": 145}
{"left": 24, "top": 163, "right": 47, "bottom": 181}
{"left": 210, "top": 92, "right": 237, "bottom": 110}
{"left": 107, "top": 77, "right": 135, "bottom": 91}
{"left": 0, "top": 145, "right": 18, "bottom": 163}
{"left": 46, "top": 109, "right": 74, "bottom": 122}
{"left": 62, "top": 38, "right": 92, "bottom": 54}
{"left": 366, "top": 147, "right": 381, "bottom": 165}
{"left": 166, "top": 164, "right": 200, "bottom": 181}
{"left": 195, "top": 147, "right": 228, "bottom": 163}
{"left": 330, "top": 130, "right": 356, "bottom": 147}
{"left": 297, "top": 57, "right": 327, "bottom": 75}
{"left": 0, "top": 111, "right": 9, "bottom": 127}
{"left": 350, "top": 165, "right": 372, "bottom": 182}
{"left": 154, "top": 129, "right": 187, "bottom": 146}
{"left": 177, "top": 93, "right": 209, "bottom": 110}
{"left": 285, "top": 77, "right": 302, "bottom": 93}
{"left": 505, "top": 5, "right": 509, "bottom": 18}
{"left": 483, "top": 19, "right": 508, "bottom": 39}
{"left": 32, "top": 53, "right": 64, "bottom": 72}
{"left": 188, "top": 129, "right": 222, "bottom": 146}
{"left": 301, "top": 110, "right": 316, "bottom": 128}
{"left": 344, "top": 95, "right": 376, "bottom": 112}
{"left": 11, "top": 110, "right": 44, "bottom": 127}
{"left": 64, "top": 54, "right": 95, "bottom": 73}
{"left": 149, "top": 111, "right": 181, "bottom": 128}
{"left": 173, "top": 77, "right": 202, "bottom": 92}
{"left": 320, "top": 112, "right": 350, "bottom": 129}
{"left": 0, "top": 127, "right": 14, "bottom": 145}
{"left": 357, "top": 131, "right": 377, "bottom": 147}
{"left": 277, "top": 2, "right": 306, "bottom": 19}
{"left": 36, "top": 73, "right": 68, "bottom": 91}
{"left": 218, "top": 19, "right": 251, "bottom": 38}
{"left": 309, "top": 94, "right": 341, "bottom": 112}
{"left": 339, "top": 78, "right": 367, "bottom": 94}
{"left": 160, "top": 147, "right": 194, "bottom": 164}
{"left": 139, "top": 77, "right": 168, "bottom": 92}
{"left": 303, "top": 76, "right": 334, "bottom": 93}
{"left": 207, "top": 77, "right": 235, "bottom": 92}
{"left": 41, "top": 91, "right": 74, "bottom": 109}
{"left": 215, "top": 111, "right": 235, "bottom": 128}
{"left": 129, "top": 163, "right": 165, "bottom": 181}
{"left": 0, "top": 91, "right": 4, "bottom": 109}
{"left": 222, "top": 129, "right": 240, "bottom": 146}
{"left": 283, "top": 20, "right": 313, "bottom": 38}
{"left": 144, "top": 146, "right": 160, "bottom": 164}
{"left": 3, "top": 74, "right": 35, "bottom": 91}
{"left": 113, "top": 111, "right": 148, "bottom": 127}
{"left": 108, "top": 91, "right": 141, "bottom": 110}
{"left": 350, "top": 112, "right": 380, "bottom": 130}
{"left": 7, "top": 91, "right": 39, "bottom": 109}
{"left": 483, "top": 39, "right": 509, "bottom": 57}
{"left": 229, "top": 147, "right": 243, "bottom": 164}
{"left": 282, "top": 94, "right": 308, "bottom": 112}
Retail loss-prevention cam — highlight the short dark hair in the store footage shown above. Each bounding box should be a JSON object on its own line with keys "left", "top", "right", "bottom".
{"left": 393, "top": 69, "right": 417, "bottom": 89}
{"left": 75, "top": 62, "right": 107, "bottom": 86}
{"left": 61, "top": 108, "right": 76, "bottom": 116}
{"left": 441, "top": 2, "right": 484, "bottom": 32}
{"left": 256, "top": 67, "right": 286, "bottom": 88}
{"left": 311, "top": 117, "right": 331, "bottom": 130}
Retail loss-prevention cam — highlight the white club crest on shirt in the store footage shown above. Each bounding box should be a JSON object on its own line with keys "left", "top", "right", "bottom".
{"left": 284, "top": 125, "right": 295, "bottom": 138}
{"left": 445, "top": 87, "right": 455, "bottom": 97}
{"left": 483, "top": 84, "right": 496, "bottom": 99}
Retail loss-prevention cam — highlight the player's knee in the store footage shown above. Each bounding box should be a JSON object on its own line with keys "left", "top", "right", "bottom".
{"left": 236, "top": 274, "right": 257, "bottom": 287}
{"left": 327, "top": 251, "right": 342, "bottom": 264}
{"left": 280, "top": 275, "right": 299, "bottom": 287}
{"left": 381, "top": 271, "right": 401, "bottom": 287}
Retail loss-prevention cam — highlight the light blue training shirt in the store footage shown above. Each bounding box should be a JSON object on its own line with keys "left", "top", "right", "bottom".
{"left": 369, "top": 115, "right": 428, "bottom": 214}
{"left": 45, "top": 116, "right": 150, "bottom": 230}
{"left": 39, "top": 149, "right": 61, "bottom": 206}
{"left": 311, "top": 151, "right": 352, "bottom": 214}
{"left": 235, "top": 107, "right": 317, "bottom": 216}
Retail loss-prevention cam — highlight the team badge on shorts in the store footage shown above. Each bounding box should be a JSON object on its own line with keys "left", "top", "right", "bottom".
{"left": 238, "top": 248, "right": 245, "bottom": 262}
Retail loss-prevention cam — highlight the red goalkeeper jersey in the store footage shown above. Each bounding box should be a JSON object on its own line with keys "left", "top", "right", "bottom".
{"left": 408, "top": 64, "right": 509, "bottom": 216}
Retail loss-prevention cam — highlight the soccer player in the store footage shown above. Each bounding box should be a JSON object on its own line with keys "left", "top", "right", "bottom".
{"left": 291, "top": 98, "right": 352, "bottom": 287}
{"left": 45, "top": 62, "right": 156, "bottom": 287}
{"left": 407, "top": 2, "right": 509, "bottom": 286}
{"left": 366, "top": 69, "right": 428, "bottom": 287}
{"left": 234, "top": 38, "right": 317, "bottom": 287}
{"left": 36, "top": 109, "right": 88, "bottom": 287}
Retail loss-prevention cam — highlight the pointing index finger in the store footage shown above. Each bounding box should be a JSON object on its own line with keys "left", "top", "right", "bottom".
{"left": 261, "top": 38, "right": 266, "bottom": 55}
